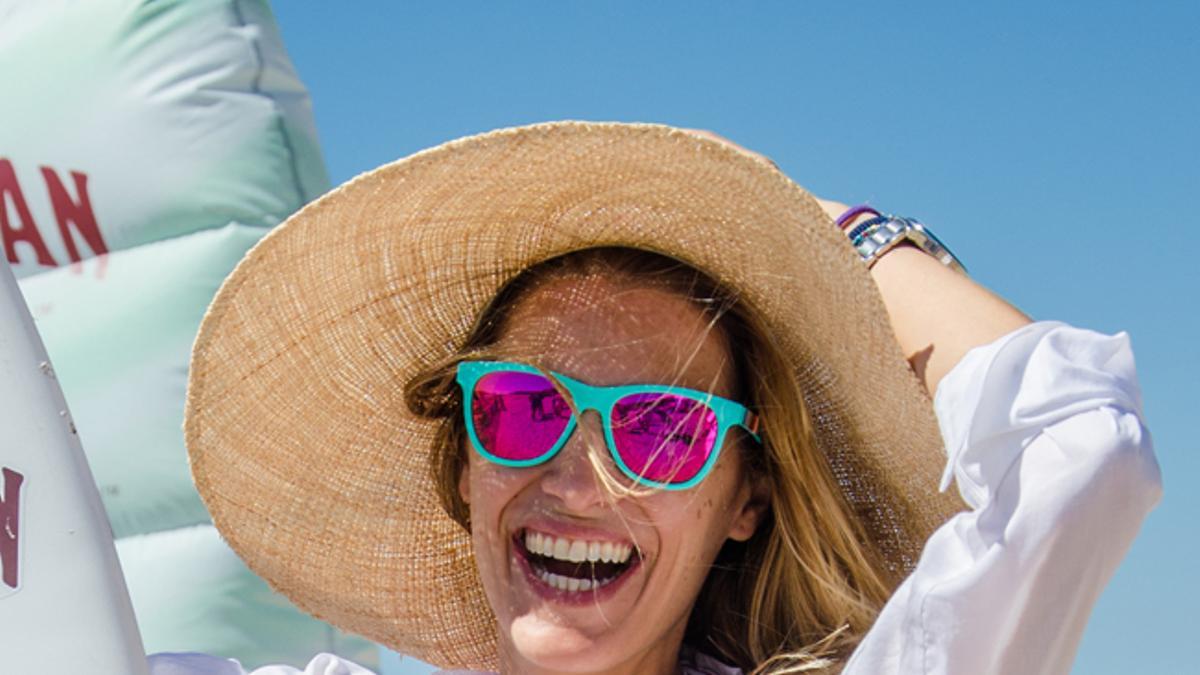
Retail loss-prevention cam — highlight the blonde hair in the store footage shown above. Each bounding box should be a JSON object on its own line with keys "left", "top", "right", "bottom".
{"left": 405, "top": 247, "right": 894, "bottom": 673}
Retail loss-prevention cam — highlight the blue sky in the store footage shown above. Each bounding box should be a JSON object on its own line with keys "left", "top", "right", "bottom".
{"left": 272, "top": 3, "right": 1198, "bottom": 672}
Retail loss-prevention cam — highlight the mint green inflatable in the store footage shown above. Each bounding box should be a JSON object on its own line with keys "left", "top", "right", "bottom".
{"left": 2, "top": 0, "right": 374, "bottom": 667}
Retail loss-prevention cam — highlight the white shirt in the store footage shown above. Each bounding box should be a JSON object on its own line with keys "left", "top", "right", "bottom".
{"left": 149, "top": 320, "right": 1163, "bottom": 674}
{"left": 843, "top": 320, "right": 1161, "bottom": 674}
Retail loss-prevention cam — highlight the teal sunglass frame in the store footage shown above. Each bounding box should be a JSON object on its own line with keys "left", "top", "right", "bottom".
{"left": 455, "top": 360, "right": 761, "bottom": 490}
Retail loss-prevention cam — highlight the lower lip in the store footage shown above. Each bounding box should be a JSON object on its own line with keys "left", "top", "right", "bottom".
{"left": 511, "top": 535, "right": 642, "bottom": 606}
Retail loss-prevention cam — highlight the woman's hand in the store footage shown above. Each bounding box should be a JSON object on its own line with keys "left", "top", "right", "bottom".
{"left": 815, "top": 199, "right": 1031, "bottom": 396}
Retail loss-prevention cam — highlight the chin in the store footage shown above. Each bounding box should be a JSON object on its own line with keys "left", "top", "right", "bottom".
{"left": 507, "top": 614, "right": 618, "bottom": 672}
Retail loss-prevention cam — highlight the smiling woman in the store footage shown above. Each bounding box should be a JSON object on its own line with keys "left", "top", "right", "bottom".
{"left": 464, "top": 274, "right": 758, "bottom": 672}
{"left": 403, "top": 248, "right": 892, "bottom": 672}
{"left": 170, "top": 122, "right": 1161, "bottom": 675}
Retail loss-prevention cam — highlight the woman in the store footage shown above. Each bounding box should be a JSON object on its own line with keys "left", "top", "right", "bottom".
{"left": 164, "top": 122, "right": 1161, "bottom": 674}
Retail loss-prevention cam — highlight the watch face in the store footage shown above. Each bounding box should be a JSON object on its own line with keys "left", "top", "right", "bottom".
{"left": 910, "top": 219, "right": 967, "bottom": 274}
{"left": 911, "top": 219, "right": 939, "bottom": 246}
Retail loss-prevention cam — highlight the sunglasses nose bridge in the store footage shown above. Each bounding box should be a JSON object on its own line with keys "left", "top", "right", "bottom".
{"left": 560, "top": 407, "right": 606, "bottom": 457}
{"left": 533, "top": 371, "right": 609, "bottom": 457}
{"left": 548, "top": 375, "right": 611, "bottom": 436}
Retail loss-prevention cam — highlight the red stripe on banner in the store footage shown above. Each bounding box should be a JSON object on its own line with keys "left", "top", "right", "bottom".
{"left": 0, "top": 466, "right": 24, "bottom": 591}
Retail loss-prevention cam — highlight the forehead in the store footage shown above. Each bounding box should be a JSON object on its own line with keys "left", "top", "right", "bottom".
{"left": 492, "top": 272, "right": 735, "bottom": 395}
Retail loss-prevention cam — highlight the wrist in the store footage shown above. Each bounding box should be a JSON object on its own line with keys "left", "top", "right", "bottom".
{"left": 814, "top": 198, "right": 851, "bottom": 223}
{"left": 868, "top": 241, "right": 927, "bottom": 281}
{"left": 854, "top": 215, "right": 967, "bottom": 275}
{"left": 825, "top": 201, "right": 967, "bottom": 273}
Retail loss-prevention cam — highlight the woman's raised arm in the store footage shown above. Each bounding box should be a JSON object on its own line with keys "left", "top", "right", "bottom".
{"left": 813, "top": 199, "right": 1161, "bottom": 673}
{"left": 814, "top": 198, "right": 1032, "bottom": 396}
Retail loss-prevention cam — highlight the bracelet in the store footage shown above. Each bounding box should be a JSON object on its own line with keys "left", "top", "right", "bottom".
{"left": 835, "top": 204, "right": 881, "bottom": 229}
{"left": 834, "top": 203, "right": 967, "bottom": 274}
{"left": 845, "top": 215, "right": 890, "bottom": 244}
{"left": 851, "top": 213, "right": 968, "bottom": 275}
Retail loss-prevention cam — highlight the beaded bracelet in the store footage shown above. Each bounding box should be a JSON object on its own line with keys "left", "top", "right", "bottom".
{"left": 834, "top": 204, "right": 881, "bottom": 230}
{"left": 845, "top": 215, "right": 890, "bottom": 245}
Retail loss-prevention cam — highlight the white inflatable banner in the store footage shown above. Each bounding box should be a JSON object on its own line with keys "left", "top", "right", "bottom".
{"left": 0, "top": 256, "right": 147, "bottom": 674}
{"left": 2, "top": 0, "right": 374, "bottom": 667}
{"left": 0, "top": 0, "right": 327, "bottom": 278}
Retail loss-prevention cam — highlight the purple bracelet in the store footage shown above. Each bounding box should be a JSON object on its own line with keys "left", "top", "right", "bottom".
{"left": 835, "top": 204, "right": 881, "bottom": 229}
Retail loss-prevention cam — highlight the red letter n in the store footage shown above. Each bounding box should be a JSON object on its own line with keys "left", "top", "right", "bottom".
{"left": 41, "top": 167, "right": 108, "bottom": 264}
{"left": 0, "top": 467, "right": 24, "bottom": 590}
{"left": 0, "top": 159, "right": 56, "bottom": 267}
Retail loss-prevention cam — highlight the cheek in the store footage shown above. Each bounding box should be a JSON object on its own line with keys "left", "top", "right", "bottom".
{"left": 644, "top": 495, "right": 717, "bottom": 530}
{"left": 458, "top": 455, "right": 471, "bottom": 506}
{"left": 463, "top": 462, "right": 518, "bottom": 564}
{"left": 462, "top": 457, "right": 530, "bottom": 526}
{"left": 647, "top": 469, "right": 744, "bottom": 545}
{"left": 695, "top": 466, "right": 751, "bottom": 548}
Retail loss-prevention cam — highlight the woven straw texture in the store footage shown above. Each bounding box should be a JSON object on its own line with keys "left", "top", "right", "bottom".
{"left": 185, "top": 121, "right": 964, "bottom": 669}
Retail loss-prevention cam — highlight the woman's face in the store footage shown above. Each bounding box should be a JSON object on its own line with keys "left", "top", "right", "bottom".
{"left": 459, "top": 272, "right": 767, "bottom": 673}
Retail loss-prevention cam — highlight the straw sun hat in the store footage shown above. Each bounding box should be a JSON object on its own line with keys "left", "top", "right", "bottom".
{"left": 185, "top": 121, "right": 963, "bottom": 669}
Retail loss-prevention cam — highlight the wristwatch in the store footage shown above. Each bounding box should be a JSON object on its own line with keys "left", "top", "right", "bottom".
{"left": 848, "top": 215, "right": 967, "bottom": 275}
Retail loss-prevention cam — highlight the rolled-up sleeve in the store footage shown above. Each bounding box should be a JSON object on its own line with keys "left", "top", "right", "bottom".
{"left": 846, "top": 321, "right": 1163, "bottom": 674}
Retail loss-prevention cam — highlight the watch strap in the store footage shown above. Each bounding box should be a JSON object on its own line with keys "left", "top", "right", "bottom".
{"left": 851, "top": 215, "right": 967, "bottom": 275}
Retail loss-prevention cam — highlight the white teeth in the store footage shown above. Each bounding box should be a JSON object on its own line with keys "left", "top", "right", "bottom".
{"left": 523, "top": 530, "right": 636, "bottom": 565}
{"left": 534, "top": 568, "right": 611, "bottom": 593}
{"left": 567, "top": 540, "right": 587, "bottom": 563}
{"left": 553, "top": 537, "right": 570, "bottom": 560}
{"left": 601, "top": 541, "right": 615, "bottom": 563}
{"left": 539, "top": 570, "right": 563, "bottom": 591}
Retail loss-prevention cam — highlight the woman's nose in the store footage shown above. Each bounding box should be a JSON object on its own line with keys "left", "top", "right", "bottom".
{"left": 538, "top": 411, "right": 610, "bottom": 512}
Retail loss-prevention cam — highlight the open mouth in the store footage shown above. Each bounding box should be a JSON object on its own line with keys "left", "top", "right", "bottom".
{"left": 515, "top": 529, "right": 642, "bottom": 593}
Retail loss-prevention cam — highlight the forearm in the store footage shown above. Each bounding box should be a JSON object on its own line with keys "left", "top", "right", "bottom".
{"left": 870, "top": 243, "right": 1031, "bottom": 395}
{"left": 817, "top": 199, "right": 1031, "bottom": 395}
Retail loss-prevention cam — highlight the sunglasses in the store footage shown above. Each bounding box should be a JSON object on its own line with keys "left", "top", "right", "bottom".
{"left": 455, "top": 360, "right": 761, "bottom": 490}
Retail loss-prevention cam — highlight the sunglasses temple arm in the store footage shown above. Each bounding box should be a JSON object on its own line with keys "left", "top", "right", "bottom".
{"left": 744, "top": 411, "right": 760, "bottom": 436}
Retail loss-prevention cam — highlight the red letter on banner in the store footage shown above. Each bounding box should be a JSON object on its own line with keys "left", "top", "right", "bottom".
{"left": 41, "top": 167, "right": 108, "bottom": 264}
{"left": 0, "top": 467, "right": 24, "bottom": 590}
{"left": 0, "top": 159, "right": 57, "bottom": 267}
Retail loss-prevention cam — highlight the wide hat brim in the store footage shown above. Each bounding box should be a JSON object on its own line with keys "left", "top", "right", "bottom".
{"left": 185, "top": 121, "right": 963, "bottom": 669}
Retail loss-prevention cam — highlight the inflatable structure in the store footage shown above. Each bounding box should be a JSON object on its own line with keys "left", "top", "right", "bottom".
{"left": 1, "top": 0, "right": 373, "bottom": 667}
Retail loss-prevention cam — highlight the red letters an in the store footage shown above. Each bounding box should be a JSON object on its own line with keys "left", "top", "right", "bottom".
{"left": 0, "top": 159, "right": 56, "bottom": 267}
{"left": 0, "top": 467, "right": 24, "bottom": 590}
{"left": 41, "top": 167, "right": 107, "bottom": 264}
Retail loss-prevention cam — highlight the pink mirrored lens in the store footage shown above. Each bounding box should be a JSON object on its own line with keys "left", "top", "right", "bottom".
{"left": 472, "top": 371, "right": 571, "bottom": 461}
{"left": 611, "top": 393, "right": 719, "bottom": 484}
